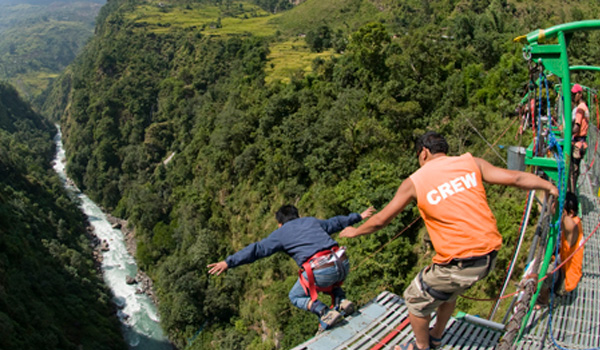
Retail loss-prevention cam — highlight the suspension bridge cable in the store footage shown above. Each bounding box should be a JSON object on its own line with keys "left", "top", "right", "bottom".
{"left": 488, "top": 189, "right": 536, "bottom": 320}
{"left": 350, "top": 216, "right": 421, "bottom": 272}
{"left": 461, "top": 113, "right": 508, "bottom": 165}
{"left": 481, "top": 117, "right": 519, "bottom": 159}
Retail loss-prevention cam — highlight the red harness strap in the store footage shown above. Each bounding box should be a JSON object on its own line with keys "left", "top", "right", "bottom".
{"left": 298, "top": 246, "right": 343, "bottom": 306}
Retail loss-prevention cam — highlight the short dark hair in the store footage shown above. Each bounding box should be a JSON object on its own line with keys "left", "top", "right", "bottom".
{"left": 415, "top": 131, "right": 449, "bottom": 156}
{"left": 276, "top": 205, "right": 299, "bottom": 225}
{"left": 564, "top": 192, "right": 579, "bottom": 215}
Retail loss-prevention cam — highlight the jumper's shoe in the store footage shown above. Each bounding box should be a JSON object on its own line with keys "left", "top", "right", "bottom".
{"left": 318, "top": 309, "right": 343, "bottom": 331}
{"left": 338, "top": 299, "right": 356, "bottom": 316}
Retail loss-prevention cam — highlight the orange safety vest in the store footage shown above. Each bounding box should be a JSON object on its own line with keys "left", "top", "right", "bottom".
{"left": 560, "top": 216, "right": 584, "bottom": 293}
{"left": 409, "top": 153, "right": 502, "bottom": 264}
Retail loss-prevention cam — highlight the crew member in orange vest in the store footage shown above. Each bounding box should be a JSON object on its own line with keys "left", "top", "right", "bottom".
{"left": 559, "top": 191, "right": 584, "bottom": 294}
{"left": 340, "top": 131, "right": 558, "bottom": 350}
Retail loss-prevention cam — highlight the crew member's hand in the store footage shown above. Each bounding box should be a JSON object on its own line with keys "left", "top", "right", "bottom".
{"left": 207, "top": 261, "right": 229, "bottom": 275}
{"left": 549, "top": 185, "right": 559, "bottom": 199}
{"left": 360, "top": 206, "right": 375, "bottom": 220}
{"left": 339, "top": 227, "right": 358, "bottom": 238}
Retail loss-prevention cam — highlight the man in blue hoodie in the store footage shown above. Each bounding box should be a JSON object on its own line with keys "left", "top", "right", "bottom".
{"left": 208, "top": 204, "right": 374, "bottom": 331}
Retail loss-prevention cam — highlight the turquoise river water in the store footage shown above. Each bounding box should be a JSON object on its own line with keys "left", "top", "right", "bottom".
{"left": 52, "top": 127, "right": 173, "bottom": 350}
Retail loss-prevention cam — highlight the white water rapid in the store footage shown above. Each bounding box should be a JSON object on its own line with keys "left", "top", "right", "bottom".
{"left": 52, "top": 127, "right": 173, "bottom": 350}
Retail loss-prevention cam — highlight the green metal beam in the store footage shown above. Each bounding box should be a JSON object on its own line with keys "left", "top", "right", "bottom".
{"left": 515, "top": 20, "right": 600, "bottom": 45}
{"left": 570, "top": 65, "right": 600, "bottom": 72}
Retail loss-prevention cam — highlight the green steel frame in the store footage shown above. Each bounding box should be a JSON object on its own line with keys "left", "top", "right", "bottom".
{"left": 514, "top": 19, "right": 600, "bottom": 342}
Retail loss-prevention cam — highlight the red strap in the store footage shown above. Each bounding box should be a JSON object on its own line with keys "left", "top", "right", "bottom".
{"left": 530, "top": 98, "right": 537, "bottom": 154}
{"left": 595, "top": 94, "right": 599, "bottom": 129}
{"left": 298, "top": 246, "right": 343, "bottom": 306}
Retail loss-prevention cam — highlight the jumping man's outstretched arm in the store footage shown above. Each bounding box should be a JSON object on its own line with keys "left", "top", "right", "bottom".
{"left": 207, "top": 234, "right": 284, "bottom": 275}
{"left": 318, "top": 207, "right": 375, "bottom": 234}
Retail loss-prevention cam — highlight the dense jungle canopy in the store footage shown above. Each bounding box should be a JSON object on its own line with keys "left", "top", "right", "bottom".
{"left": 10, "top": 0, "right": 600, "bottom": 349}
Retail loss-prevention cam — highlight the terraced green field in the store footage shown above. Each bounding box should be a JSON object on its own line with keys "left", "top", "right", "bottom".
{"left": 127, "top": 1, "right": 277, "bottom": 36}
{"left": 127, "top": 0, "right": 341, "bottom": 85}
{"left": 265, "top": 38, "right": 338, "bottom": 84}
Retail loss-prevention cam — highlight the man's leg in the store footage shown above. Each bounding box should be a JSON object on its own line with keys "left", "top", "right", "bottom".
{"left": 570, "top": 147, "right": 582, "bottom": 191}
{"left": 326, "top": 259, "right": 355, "bottom": 315}
{"left": 408, "top": 312, "right": 432, "bottom": 350}
{"left": 289, "top": 272, "right": 343, "bottom": 330}
{"left": 399, "top": 269, "right": 437, "bottom": 350}
{"left": 431, "top": 300, "right": 455, "bottom": 340}
{"left": 288, "top": 278, "right": 311, "bottom": 311}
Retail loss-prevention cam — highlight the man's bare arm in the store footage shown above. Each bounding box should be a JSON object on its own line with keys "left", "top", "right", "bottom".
{"left": 474, "top": 157, "right": 558, "bottom": 197}
{"left": 340, "top": 179, "right": 416, "bottom": 238}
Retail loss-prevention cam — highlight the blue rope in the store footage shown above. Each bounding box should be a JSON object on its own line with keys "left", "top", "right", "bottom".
{"left": 547, "top": 132, "right": 565, "bottom": 229}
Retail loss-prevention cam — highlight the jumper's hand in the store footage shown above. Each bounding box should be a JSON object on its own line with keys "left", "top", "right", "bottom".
{"left": 360, "top": 206, "right": 375, "bottom": 220}
{"left": 340, "top": 227, "right": 359, "bottom": 238}
{"left": 207, "top": 261, "right": 229, "bottom": 275}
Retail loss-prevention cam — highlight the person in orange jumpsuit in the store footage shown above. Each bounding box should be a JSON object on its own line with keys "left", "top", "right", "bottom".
{"left": 558, "top": 191, "right": 584, "bottom": 294}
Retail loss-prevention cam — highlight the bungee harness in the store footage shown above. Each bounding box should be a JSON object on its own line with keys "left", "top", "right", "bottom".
{"left": 298, "top": 245, "right": 347, "bottom": 307}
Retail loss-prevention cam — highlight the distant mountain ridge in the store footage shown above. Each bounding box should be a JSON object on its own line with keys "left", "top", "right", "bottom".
{"left": 0, "top": 0, "right": 104, "bottom": 103}
{"left": 0, "top": 0, "right": 104, "bottom": 5}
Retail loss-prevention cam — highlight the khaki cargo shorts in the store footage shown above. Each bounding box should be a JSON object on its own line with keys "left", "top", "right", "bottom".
{"left": 403, "top": 251, "right": 497, "bottom": 317}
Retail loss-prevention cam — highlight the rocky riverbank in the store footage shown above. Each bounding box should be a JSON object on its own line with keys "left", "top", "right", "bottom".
{"left": 87, "top": 213, "right": 160, "bottom": 306}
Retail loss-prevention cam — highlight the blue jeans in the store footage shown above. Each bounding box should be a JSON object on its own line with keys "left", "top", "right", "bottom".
{"left": 288, "top": 259, "right": 350, "bottom": 310}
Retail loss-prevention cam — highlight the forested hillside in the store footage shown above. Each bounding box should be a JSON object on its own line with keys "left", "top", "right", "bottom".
{"left": 42, "top": 0, "right": 600, "bottom": 349}
{"left": 0, "top": 0, "right": 104, "bottom": 103}
{"left": 0, "top": 82, "right": 127, "bottom": 350}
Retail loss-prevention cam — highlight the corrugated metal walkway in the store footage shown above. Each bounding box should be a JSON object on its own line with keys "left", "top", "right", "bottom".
{"left": 292, "top": 133, "right": 600, "bottom": 350}
{"left": 292, "top": 291, "right": 503, "bottom": 350}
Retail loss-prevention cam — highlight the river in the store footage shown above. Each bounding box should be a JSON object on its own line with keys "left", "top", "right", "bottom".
{"left": 52, "top": 127, "right": 173, "bottom": 350}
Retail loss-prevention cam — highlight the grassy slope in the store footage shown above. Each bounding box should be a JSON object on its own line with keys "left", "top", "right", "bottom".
{"left": 121, "top": 0, "right": 382, "bottom": 86}
{"left": 271, "top": 0, "right": 384, "bottom": 34}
